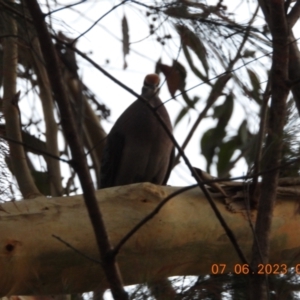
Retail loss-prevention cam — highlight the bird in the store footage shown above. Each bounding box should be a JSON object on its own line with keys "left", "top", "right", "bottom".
{"left": 99, "top": 73, "right": 174, "bottom": 188}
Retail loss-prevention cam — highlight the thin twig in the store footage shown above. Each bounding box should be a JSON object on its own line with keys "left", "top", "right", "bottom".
{"left": 52, "top": 234, "right": 101, "bottom": 264}
{"left": 45, "top": 0, "right": 87, "bottom": 16}
{"left": 0, "top": 134, "right": 71, "bottom": 164}
{"left": 250, "top": 77, "right": 271, "bottom": 204}
{"left": 73, "top": 0, "right": 128, "bottom": 43}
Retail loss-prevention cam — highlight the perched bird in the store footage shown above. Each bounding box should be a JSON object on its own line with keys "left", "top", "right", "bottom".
{"left": 99, "top": 73, "right": 174, "bottom": 188}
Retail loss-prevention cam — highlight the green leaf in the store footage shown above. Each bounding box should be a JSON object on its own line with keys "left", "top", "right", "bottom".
{"left": 247, "top": 69, "right": 261, "bottom": 102}
{"left": 230, "top": 120, "right": 257, "bottom": 166}
{"left": 201, "top": 128, "right": 216, "bottom": 172}
{"left": 214, "top": 94, "right": 234, "bottom": 128}
{"left": 201, "top": 95, "right": 234, "bottom": 173}
{"left": 237, "top": 120, "right": 248, "bottom": 144}
{"left": 174, "top": 96, "right": 199, "bottom": 126}
{"left": 243, "top": 50, "right": 256, "bottom": 58}
{"left": 217, "top": 138, "right": 238, "bottom": 177}
{"left": 182, "top": 44, "right": 208, "bottom": 82}
{"left": 174, "top": 106, "right": 190, "bottom": 126}
{"left": 176, "top": 25, "right": 209, "bottom": 74}
{"left": 181, "top": 92, "right": 198, "bottom": 108}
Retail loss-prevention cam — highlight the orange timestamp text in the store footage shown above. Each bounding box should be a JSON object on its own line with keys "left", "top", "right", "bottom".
{"left": 211, "top": 263, "right": 299, "bottom": 275}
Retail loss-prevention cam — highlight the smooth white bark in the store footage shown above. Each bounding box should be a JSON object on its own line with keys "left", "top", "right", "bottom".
{"left": 0, "top": 182, "right": 299, "bottom": 296}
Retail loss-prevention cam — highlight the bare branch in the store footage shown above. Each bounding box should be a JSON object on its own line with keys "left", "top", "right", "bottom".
{"left": 30, "top": 38, "right": 63, "bottom": 196}
{"left": 1, "top": 5, "right": 41, "bottom": 199}
{"left": 251, "top": 1, "right": 290, "bottom": 298}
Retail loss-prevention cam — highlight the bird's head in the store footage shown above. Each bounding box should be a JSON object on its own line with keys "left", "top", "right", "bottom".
{"left": 141, "top": 73, "right": 160, "bottom": 97}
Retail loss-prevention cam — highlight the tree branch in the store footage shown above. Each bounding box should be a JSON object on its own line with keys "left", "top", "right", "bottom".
{"left": 30, "top": 37, "right": 63, "bottom": 196}
{"left": 251, "top": 1, "right": 290, "bottom": 299}
{"left": 0, "top": 184, "right": 299, "bottom": 296}
{"left": 1, "top": 3, "right": 41, "bottom": 199}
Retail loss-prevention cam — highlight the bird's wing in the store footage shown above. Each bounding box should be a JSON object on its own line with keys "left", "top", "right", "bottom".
{"left": 162, "top": 146, "right": 175, "bottom": 185}
{"left": 99, "top": 131, "right": 125, "bottom": 188}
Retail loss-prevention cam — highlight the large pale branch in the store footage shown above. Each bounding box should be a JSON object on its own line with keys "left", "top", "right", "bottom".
{"left": 0, "top": 183, "right": 299, "bottom": 296}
